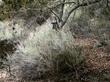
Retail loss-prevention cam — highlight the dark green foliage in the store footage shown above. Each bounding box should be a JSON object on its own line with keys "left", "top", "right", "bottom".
{"left": 2, "top": 0, "right": 34, "bottom": 10}
{"left": 0, "top": 39, "right": 17, "bottom": 68}
{"left": 53, "top": 47, "right": 83, "bottom": 74}
{"left": 0, "top": 0, "right": 52, "bottom": 20}
{"left": 45, "top": 46, "right": 85, "bottom": 81}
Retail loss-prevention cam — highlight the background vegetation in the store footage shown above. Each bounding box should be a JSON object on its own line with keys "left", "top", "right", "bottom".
{"left": 0, "top": 0, "right": 110, "bottom": 82}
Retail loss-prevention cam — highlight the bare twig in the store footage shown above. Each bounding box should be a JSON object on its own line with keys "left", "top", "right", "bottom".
{"left": 51, "top": 1, "right": 76, "bottom": 9}
{"left": 106, "top": 0, "right": 109, "bottom": 8}
{"left": 60, "top": 0, "right": 65, "bottom": 21}
{"left": 48, "top": 7, "right": 62, "bottom": 22}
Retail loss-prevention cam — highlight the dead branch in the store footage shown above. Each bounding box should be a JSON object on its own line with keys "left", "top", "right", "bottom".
{"left": 51, "top": 1, "right": 76, "bottom": 9}
{"left": 60, "top": 0, "right": 102, "bottom": 28}
{"left": 48, "top": 7, "right": 62, "bottom": 22}
{"left": 60, "top": 0, "right": 65, "bottom": 21}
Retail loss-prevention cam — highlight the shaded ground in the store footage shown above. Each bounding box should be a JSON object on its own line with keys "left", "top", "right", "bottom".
{"left": 0, "top": 36, "right": 110, "bottom": 82}
{"left": 74, "top": 37, "right": 110, "bottom": 71}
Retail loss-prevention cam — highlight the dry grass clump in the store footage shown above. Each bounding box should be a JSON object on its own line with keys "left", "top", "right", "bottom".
{"left": 37, "top": 45, "right": 85, "bottom": 81}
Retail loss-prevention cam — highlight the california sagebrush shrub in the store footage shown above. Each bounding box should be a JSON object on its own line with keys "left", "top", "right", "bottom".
{"left": 39, "top": 44, "right": 84, "bottom": 80}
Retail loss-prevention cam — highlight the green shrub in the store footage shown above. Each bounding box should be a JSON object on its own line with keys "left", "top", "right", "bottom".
{"left": 0, "top": 39, "right": 17, "bottom": 68}
{"left": 40, "top": 45, "right": 85, "bottom": 81}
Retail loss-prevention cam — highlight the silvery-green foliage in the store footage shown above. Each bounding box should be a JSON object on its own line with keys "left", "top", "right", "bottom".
{"left": 0, "top": 18, "right": 84, "bottom": 81}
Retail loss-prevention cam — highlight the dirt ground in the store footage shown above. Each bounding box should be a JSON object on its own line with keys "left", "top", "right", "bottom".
{"left": 0, "top": 37, "right": 110, "bottom": 82}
